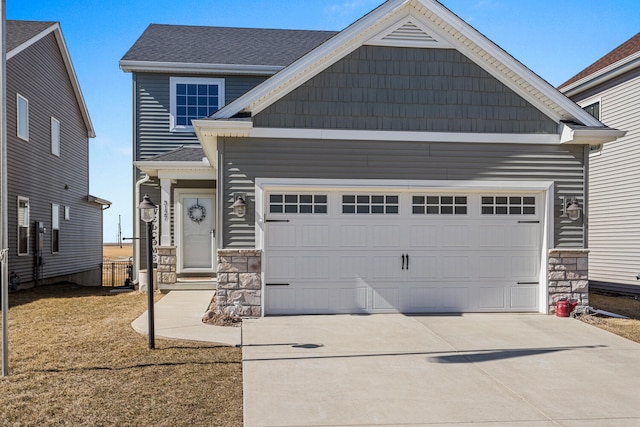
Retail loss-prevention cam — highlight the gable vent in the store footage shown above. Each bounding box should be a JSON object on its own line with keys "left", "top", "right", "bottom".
{"left": 383, "top": 22, "right": 437, "bottom": 43}
{"left": 366, "top": 19, "right": 452, "bottom": 49}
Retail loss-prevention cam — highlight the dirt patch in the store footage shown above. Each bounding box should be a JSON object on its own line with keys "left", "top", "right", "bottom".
{"left": 579, "top": 292, "right": 640, "bottom": 344}
{"left": 202, "top": 310, "right": 243, "bottom": 327}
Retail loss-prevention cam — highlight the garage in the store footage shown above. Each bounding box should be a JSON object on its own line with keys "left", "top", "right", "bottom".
{"left": 261, "top": 182, "right": 545, "bottom": 315}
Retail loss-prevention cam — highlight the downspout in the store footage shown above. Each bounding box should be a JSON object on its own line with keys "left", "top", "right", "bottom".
{"left": 133, "top": 173, "right": 150, "bottom": 284}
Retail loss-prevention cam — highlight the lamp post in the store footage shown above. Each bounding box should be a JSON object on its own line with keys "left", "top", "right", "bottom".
{"left": 139, "top": 194, "right": 156, "bottom": 349}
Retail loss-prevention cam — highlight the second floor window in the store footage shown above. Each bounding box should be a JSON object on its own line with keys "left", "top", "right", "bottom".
{"left": 51, "top": 117, "right": 60, "bottom": 156}
{"left": 17, "top": 94, "right": 29, "bottom": 141}
{"left": 169, "top": 77, "right": 225, "bottom": 132}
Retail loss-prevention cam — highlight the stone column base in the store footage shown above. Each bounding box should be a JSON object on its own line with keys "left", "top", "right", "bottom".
{"left": 157, "top": 246, "right": 177, "bottom": 285}
{"left": 217, "top": 249, "right": 262, "bottom": 317}
{"left": 548, "top": 249, "right": 588, "bottom": 313}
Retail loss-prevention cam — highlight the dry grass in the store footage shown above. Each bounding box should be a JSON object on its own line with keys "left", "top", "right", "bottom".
{"left": 103, "top": 244, "right": 133, "bottom": 260}
{"left": 0, "top": 284, "right": 242, "bottom": 426}
{"left": 581, "top": 293, "right": 640, "bottom": 344}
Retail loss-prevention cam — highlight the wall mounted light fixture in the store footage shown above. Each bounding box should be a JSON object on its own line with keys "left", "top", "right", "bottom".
{"left": 561, "top": 197, "right": 581, "bottom": 221}
{"left": 232, "top": 193, "right": 247, "bottom": 217}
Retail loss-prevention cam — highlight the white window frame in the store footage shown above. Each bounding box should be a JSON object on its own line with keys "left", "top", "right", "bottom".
{"left": 17, "top": 94, "right": 29, "bottom": 141}
{"left": 169, "top": 77, "right": 225, "bottom": 132}
{"left": 51, "top": 117, "right": 60, "bottom": 156}
{"left": 17, "top": 197, "right": 29, "bottom": 256}
{"left": 578, "top": 96, "right": 603, "bottom": 157}
{"left": 64, "top": 206, "right": 70, "bottom": 220}
{"left": 52, "top": 204, "right": 60, "bottom": 254}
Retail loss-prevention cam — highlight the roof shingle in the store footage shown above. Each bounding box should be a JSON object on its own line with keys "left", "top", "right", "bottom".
{"left": 559, "top": 32, "right": 640, "bottom": 89}
{"left": 7, "top": 20, "right": 56, "bottom": 52}
{"left": 121, "top": 24, "right": 338, "bottom": 67}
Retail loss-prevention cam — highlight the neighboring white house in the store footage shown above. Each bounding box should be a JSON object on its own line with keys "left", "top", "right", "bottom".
{"left": 560, "top": 33, "right": 640, "bottom": 293}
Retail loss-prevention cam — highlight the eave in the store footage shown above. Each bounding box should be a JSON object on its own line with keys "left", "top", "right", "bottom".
{"left": 119, "top": 60, "right": 283, "bottom": 76}
{"left": 560, "top": 52, "right": 640, "bottom": 98}
{"left": 134, "top": 159, "right": 216, "bottom": 180}
{"left": 560, "top": 123, "right": 627, "bottom": 145}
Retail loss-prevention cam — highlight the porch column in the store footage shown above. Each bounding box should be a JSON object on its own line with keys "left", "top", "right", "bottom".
{"left": 160, "top": 178, "right": 173, "bottom": 246}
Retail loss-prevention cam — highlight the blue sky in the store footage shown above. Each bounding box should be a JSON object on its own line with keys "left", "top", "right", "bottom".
{"left": 7, "top": 0, "right": 639, "bottom": 242}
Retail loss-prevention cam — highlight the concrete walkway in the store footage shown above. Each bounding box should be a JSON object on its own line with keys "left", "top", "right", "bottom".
{"left": 131, "top": 290, "right": 240, "bottom": 346}
{"left": 242, "top": 313, "right": 640, "bottom": 427}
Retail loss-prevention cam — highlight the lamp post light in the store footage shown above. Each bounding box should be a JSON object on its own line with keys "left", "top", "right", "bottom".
{"left": 139, "top": 194, "right": 157, "bottom": 349}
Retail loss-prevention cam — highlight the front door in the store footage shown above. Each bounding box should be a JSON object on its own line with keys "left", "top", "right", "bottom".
{"left": 178, "top": 191, "right": 215, "bottom": 273}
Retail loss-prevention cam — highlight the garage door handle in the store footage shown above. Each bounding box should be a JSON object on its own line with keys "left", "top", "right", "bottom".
{"left": 406, "top": 254, "right": 409, "bottom": 270}
{"left": 265, "top": 219, "right": 290, "bottom": 223}
{"left": 401, "top": 254, "right": 405, "bottom": 270}
{"left": 517, "top": 282, "right": 539, "bottom": 285}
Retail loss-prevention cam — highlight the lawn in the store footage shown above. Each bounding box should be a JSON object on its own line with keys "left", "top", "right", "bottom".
{"left": 0, "top": 284, "right": 242, "bottom": 426}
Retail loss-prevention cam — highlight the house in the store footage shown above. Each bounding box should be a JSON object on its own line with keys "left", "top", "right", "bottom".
{"left": 6, "top": 21, "right": 110, "bottom": 289}
{"left": 123, "top": 0, "right": 624, "bottom": 316}
{"left": 559, "top": 33, "right": 640, "bottom": 294}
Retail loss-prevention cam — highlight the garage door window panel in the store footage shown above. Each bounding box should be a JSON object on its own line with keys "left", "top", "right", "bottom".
{"left": 481, "top": 196, "right": 536, "bottom": 215}
{"left": 269, "top": 194, "right": 327, "bottom": 214}
{"left": 342, "top": 195, "right": 398, "bottom": 214}
{"left": 412, "top": 195, "right": 467, "bottom": 215}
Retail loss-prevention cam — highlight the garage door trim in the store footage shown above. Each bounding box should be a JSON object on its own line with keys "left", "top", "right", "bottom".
{"left": 255, "top": 178, "right": 554, "bottom": 314}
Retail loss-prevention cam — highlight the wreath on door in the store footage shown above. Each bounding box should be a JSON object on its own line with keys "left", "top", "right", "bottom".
{"left": 187, "top": 200, "right": 206, "bottom": 224}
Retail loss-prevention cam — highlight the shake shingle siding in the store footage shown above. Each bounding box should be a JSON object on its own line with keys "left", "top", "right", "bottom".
{"left": 7, "top": 32, "right": 102, "bottom": 284}
{"left": 254, "top": 46, "right": 558, "bottom": 133}
{"left": 220, "top": 138, "right": 585, "bottom": 248}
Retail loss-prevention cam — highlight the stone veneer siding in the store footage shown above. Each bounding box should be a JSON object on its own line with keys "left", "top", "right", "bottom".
{"left": 217, "top": 249, "right": 262, "bottom": 317}
{"left": 548, "top": 249, "right": 588, "bottom": 313}
{"left": 157, "top": 246, "right": 177, "bottom": 285}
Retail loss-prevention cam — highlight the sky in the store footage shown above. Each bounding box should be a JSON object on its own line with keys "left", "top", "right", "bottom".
{"left": 7, "top": 0, "right": 640, "bottom": 243}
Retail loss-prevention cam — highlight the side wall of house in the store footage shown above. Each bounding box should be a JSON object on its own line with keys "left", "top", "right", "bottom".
{"left": 571, "top": 68, "right": 640, "bottom": 287}
{"left": 220, "top": 138, "right": 585, "bottom": 249}
{"left": 7, "top": 32, "right": 102, "bottom": 286}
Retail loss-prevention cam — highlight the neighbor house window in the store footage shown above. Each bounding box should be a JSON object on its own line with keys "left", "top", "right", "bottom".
{"left": 583, "top": 101, "right": 600, "bottom": 120}
{"left": 17, "top": 94, "right": 29, "bottom": 141}
{"left": 18, "top": 197, "right": 29, "bottom": 255}
{"left": 582, "top": 101, "right": 602, "bottom": 154}
{"left": 51, "top": 117, "right": 60, "bottom": 156}
{"left": 52, "top": 204, "right": 60, "bottom": 253}
{"left": 169, "top": 77, "right": 225, "bottom": 132}
{"left": 64, "top": 206, "right": 70, "bottom": 220}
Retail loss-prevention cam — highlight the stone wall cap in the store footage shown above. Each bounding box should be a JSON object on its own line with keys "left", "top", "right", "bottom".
{"left": 548, "top": 249, "right": 589, "bottom": 254}
{"left": 218, "top": 249, "right": 261, "bottom": 255}
{"left": 158, "top": 246, "right": 177, "bottom": 249}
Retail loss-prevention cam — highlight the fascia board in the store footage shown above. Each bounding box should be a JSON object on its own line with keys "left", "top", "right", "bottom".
{"left": 212, "top": 0, "right": 408, "bottom": 119}
{"left": 560, "top": 124, "right": 627, "bottom": 145}
{"left": 560, "top": 53, "right": 640, "bottom": 98}
{"left": 119, "top": 60, "right": 283, "bottom": 76}
{"left": 134, "top": 160, "right": 215, "bottom": 177}
{"left": 246, "top": 127, "right": 561, "bottom": 144}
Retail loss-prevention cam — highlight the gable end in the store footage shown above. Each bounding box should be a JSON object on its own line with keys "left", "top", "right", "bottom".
{"left": 253, "top": 46, "right": 558, "bottom": 134}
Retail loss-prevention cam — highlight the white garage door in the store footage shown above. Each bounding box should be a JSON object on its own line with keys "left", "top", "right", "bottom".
{"left": 264, "top": 190, "right": 542, "bottom": 315}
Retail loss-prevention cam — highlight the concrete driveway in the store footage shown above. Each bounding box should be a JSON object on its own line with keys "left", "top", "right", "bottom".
{"left": 242, "top": 314, "right": 640, "bottom": 426}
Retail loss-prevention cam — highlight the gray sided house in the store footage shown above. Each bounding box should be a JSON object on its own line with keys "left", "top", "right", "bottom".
{"left": 560, "top": 33, "right": 640, "bottom": 293}
{"left": 7, "top": 21, "right": 109, "bottom": 288}
{"left": 125, "top": 0, "right": 624, "bottom": 316}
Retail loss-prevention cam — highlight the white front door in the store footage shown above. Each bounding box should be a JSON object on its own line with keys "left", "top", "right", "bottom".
{"left": 178, "top": 191, "right": 216, "bottom": 273}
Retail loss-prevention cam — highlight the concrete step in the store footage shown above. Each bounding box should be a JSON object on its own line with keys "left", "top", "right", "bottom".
{"left": 159, "top": 279, "right": 217, "bottom": 291}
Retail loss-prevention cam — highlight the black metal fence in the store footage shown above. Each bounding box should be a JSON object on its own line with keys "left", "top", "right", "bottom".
{"left": 102, "top": 257, "right": 133, "bottom": 287}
